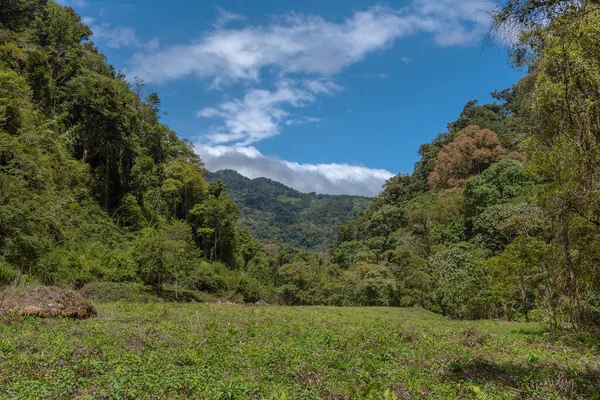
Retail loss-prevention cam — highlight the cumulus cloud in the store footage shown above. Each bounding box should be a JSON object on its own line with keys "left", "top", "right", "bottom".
{"left": 198, "top": 145, "right": 393, "bottom": 196}
{"left": 197, "top": 79, "right": 339, "bottom": 145}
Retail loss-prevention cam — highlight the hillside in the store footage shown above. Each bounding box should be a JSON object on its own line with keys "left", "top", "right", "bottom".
{"left": 206, "top": 170, "right": 372, "bottom": 249}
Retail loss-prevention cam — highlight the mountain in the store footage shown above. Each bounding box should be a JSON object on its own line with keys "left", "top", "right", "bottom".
{"left": 206, "top": 170, "right": 372, "bottom": 249}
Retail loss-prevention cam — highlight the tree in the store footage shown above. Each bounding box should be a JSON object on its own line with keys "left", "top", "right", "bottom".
{"left": 133, "top": 221, "right": 199, "bottom": 290}
{"left": 345, "top": 263, "right": 398, "bottom": 306}
{"left": 473, "top": 202, "right": 546, "bottom": 252}
{"left": 387, "top": 249, "right": 430, "bottom": 307}
{"left": 487, "top": 237, "right": 554, "bottom": 322}
{"left": 447, "top": 89, "right": 521, "bottom": 148}
{"left": 428, "top": 243, "right": 492, "bottom": 319}
{"left": 0, "top": 68, "right": 31, "bottom": 135}
{"left": 276, "top": 262, "right": 315, "bottom": 305}
{"left": 61, "top": 71, "right": 139, "bottom": 210}
{"left": 189, "top": 180, "right": 239, "bottom": 265}
{"left": 236, "top": 227, "right": 260, "bottom": 269}
{"left": 331, "top": 240, "right": 369, "bottom": 269}
{"left": 162, "top": 156, "right": 206, "bottom": 219}
{"left": 374, "top": 174, "right": 421, "bottom": 207}
{"left": 464, "top": 159, "right": 534, "bottom": 215}
{"left": 428, "top": 125, "right": 517, "bottom": 190}
{"left": 0, "top": 0, "right": 47, "bottom": 32}
{"left": 505, "top": 4, "right": 600, "bottom": 327}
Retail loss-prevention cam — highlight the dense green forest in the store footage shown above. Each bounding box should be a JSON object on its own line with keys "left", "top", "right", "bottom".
{"left": 207, "top": 169, "right": 371, "bottom": 249}
{"left": 2, "top": 0, "right": 600, "bottom": 331}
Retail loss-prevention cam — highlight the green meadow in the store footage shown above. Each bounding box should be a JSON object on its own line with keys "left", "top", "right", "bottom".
{"left": 1, "top": 302, "right": 599, "bottom": 400}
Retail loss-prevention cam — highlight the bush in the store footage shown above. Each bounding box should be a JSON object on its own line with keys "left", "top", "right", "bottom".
{"left": 580, "top": 291, "right": 600, "bottom": 328}
{"left": 246, "top": 257, "right": 276, "bottom": 288}
{"left": 331, "top": 240, "right": 369, "bottom": 269}
{"left": 133, "top": 222, "right": 199, "bottom": 288}
{"left": 188, "top": 261, "right": 228, "bottom": 293}
{"left": 428, "top": 243, "right": 493, "bottom": 319}
{"left": 0, "top": 259, "right": 19, "bottom": 286}
{"left": 345, "top": 263, "right": 398, "bottom": 307}
{"left": 102, "top": 248, "right": 137, "bottom": 283}
{"left": 36, "top": 248, "right": 98, "bottom": 287}
{"left": 235, "top": 274, "right": 265, "bottom": 303}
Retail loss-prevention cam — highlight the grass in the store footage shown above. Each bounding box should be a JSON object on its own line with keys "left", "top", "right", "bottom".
{"left": 1, "top": 301, "right": 599, "bottom": 399}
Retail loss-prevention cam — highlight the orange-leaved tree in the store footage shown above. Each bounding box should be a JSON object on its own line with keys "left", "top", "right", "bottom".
{"left": 428, "top": 125, "right": 521, "bottom": 190}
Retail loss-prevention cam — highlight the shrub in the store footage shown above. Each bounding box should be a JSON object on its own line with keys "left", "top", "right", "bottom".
{"left": 133, "top": 222, "right": 200, "bottom": 289}
{"left": 331, "top": 240, "right": 369, "bottom": 269}
{"left": 0, "top": 259, "right": 18, "bottom": 286}
{"left": 428, "top": 243, "right": 493, "bottom": 319}
{"left": 246, "top": 257, "right": 276, "bottom": 288}
{"left": 79, "top": 282, "right": 159, "bottom": 303}
{"left": 188, "top": 261, "right": 228, "bottom": 293}
{"left": 345, "top": 263, "right": 398, "bottom": 307}
{"left": 235, "top": 274, "right": 265, "bottom": 303}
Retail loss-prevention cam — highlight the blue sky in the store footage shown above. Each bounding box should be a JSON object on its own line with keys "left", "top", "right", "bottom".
{"left": 58, "top": 0, "right": 523, "bottom": 196}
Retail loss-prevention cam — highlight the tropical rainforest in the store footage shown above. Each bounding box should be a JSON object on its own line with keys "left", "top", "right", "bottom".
{"left": 207, "top": 169, "right": 371, "bottom": 250}
{"left": 1, "top": 0, "right": 600, "bottom": 334}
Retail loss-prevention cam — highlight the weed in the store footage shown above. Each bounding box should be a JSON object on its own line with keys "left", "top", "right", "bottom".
{"left": 1, "top": 303, "right": 599, "bottom": 399}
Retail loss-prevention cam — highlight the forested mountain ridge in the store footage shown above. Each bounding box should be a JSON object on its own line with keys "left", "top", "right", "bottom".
{"left": 206, "top": 169, "right": 371, "bottom": 249}
{"left": 328, "top": 0, "right": 600, "bottom": 328}
{"left": 0, "top": 0, "right": 259, "bottom": 290}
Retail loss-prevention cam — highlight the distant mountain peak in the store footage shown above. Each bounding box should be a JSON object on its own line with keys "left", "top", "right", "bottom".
{"left": 206, "top": 169, "right": 372, "bottom": 249}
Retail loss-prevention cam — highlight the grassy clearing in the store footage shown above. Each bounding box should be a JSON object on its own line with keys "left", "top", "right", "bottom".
{"left": 1, "top": 302, "right": 599, "bottom": 399}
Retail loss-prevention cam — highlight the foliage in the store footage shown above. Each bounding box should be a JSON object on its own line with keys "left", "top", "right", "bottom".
{"left": 189, "top": 180, "right": 239, "bottom": 265}
{"left": 207, "top": 169, "right": 371, "bottom": 250}
{"left": 328, "top": 1, "right": 600, "bottom": 329}
{"left": 0, "top": 258, "right": 19, "bottom": 286}
{"left": 133, "top": 221, "right": 199, "bottom": 289}
{"left": 1, "top": 302, "right": 599, "bottom": 399}
{"left": 0, "top": 0, "right": 251, "bottom": 293}
{"left": 428, "top": 243, "right": 492, "bottom": 319}
{"left": 463, "top": 159, "right": 534, "bottom": 215}
{"left": 4, "top": 0, "right": 600, "bottom": 333}
{"left": 428, "top": 125, "right": 516, "bottom": 191}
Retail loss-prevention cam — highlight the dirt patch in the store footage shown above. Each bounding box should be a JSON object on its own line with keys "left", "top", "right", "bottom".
{"left": 0, "top": 286, "right": 96, "bottom": 319}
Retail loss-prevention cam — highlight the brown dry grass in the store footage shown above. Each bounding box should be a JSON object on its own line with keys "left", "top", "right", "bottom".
{"left": 0, "top": 286, "right": 96, "bottom": 319}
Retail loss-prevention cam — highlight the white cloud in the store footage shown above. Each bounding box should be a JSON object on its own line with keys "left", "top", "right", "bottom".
{"left": 86, "top": 22, "right": 160, "bottom": 51}
{"left": 197, "top": 145, "right": 393, "bottom": 196}
{"left": 401, "top": 56, "right": 411, "bottom": 64}
{"left": 213, "top": 7, "right": 246, "bottom": 28}
{"left": 414, "top": 0, "right": 494, "bottom": 44}
{"left": 81, "top": 16, "right": 95, "bottom": 25}
{"left": 126, "top": 6, "right": 407, "bottom": 84}
{"left": 285, "top": 116, "right": 322, "bottom": 126}
{"left": 197, "top": 79, "right": 339, "bottom": 145}
{"left": 126, "top": 1, "right": 495, "bottom": 84}
{"left": 56, "top": 0, "right": 88, "bottom": 8}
